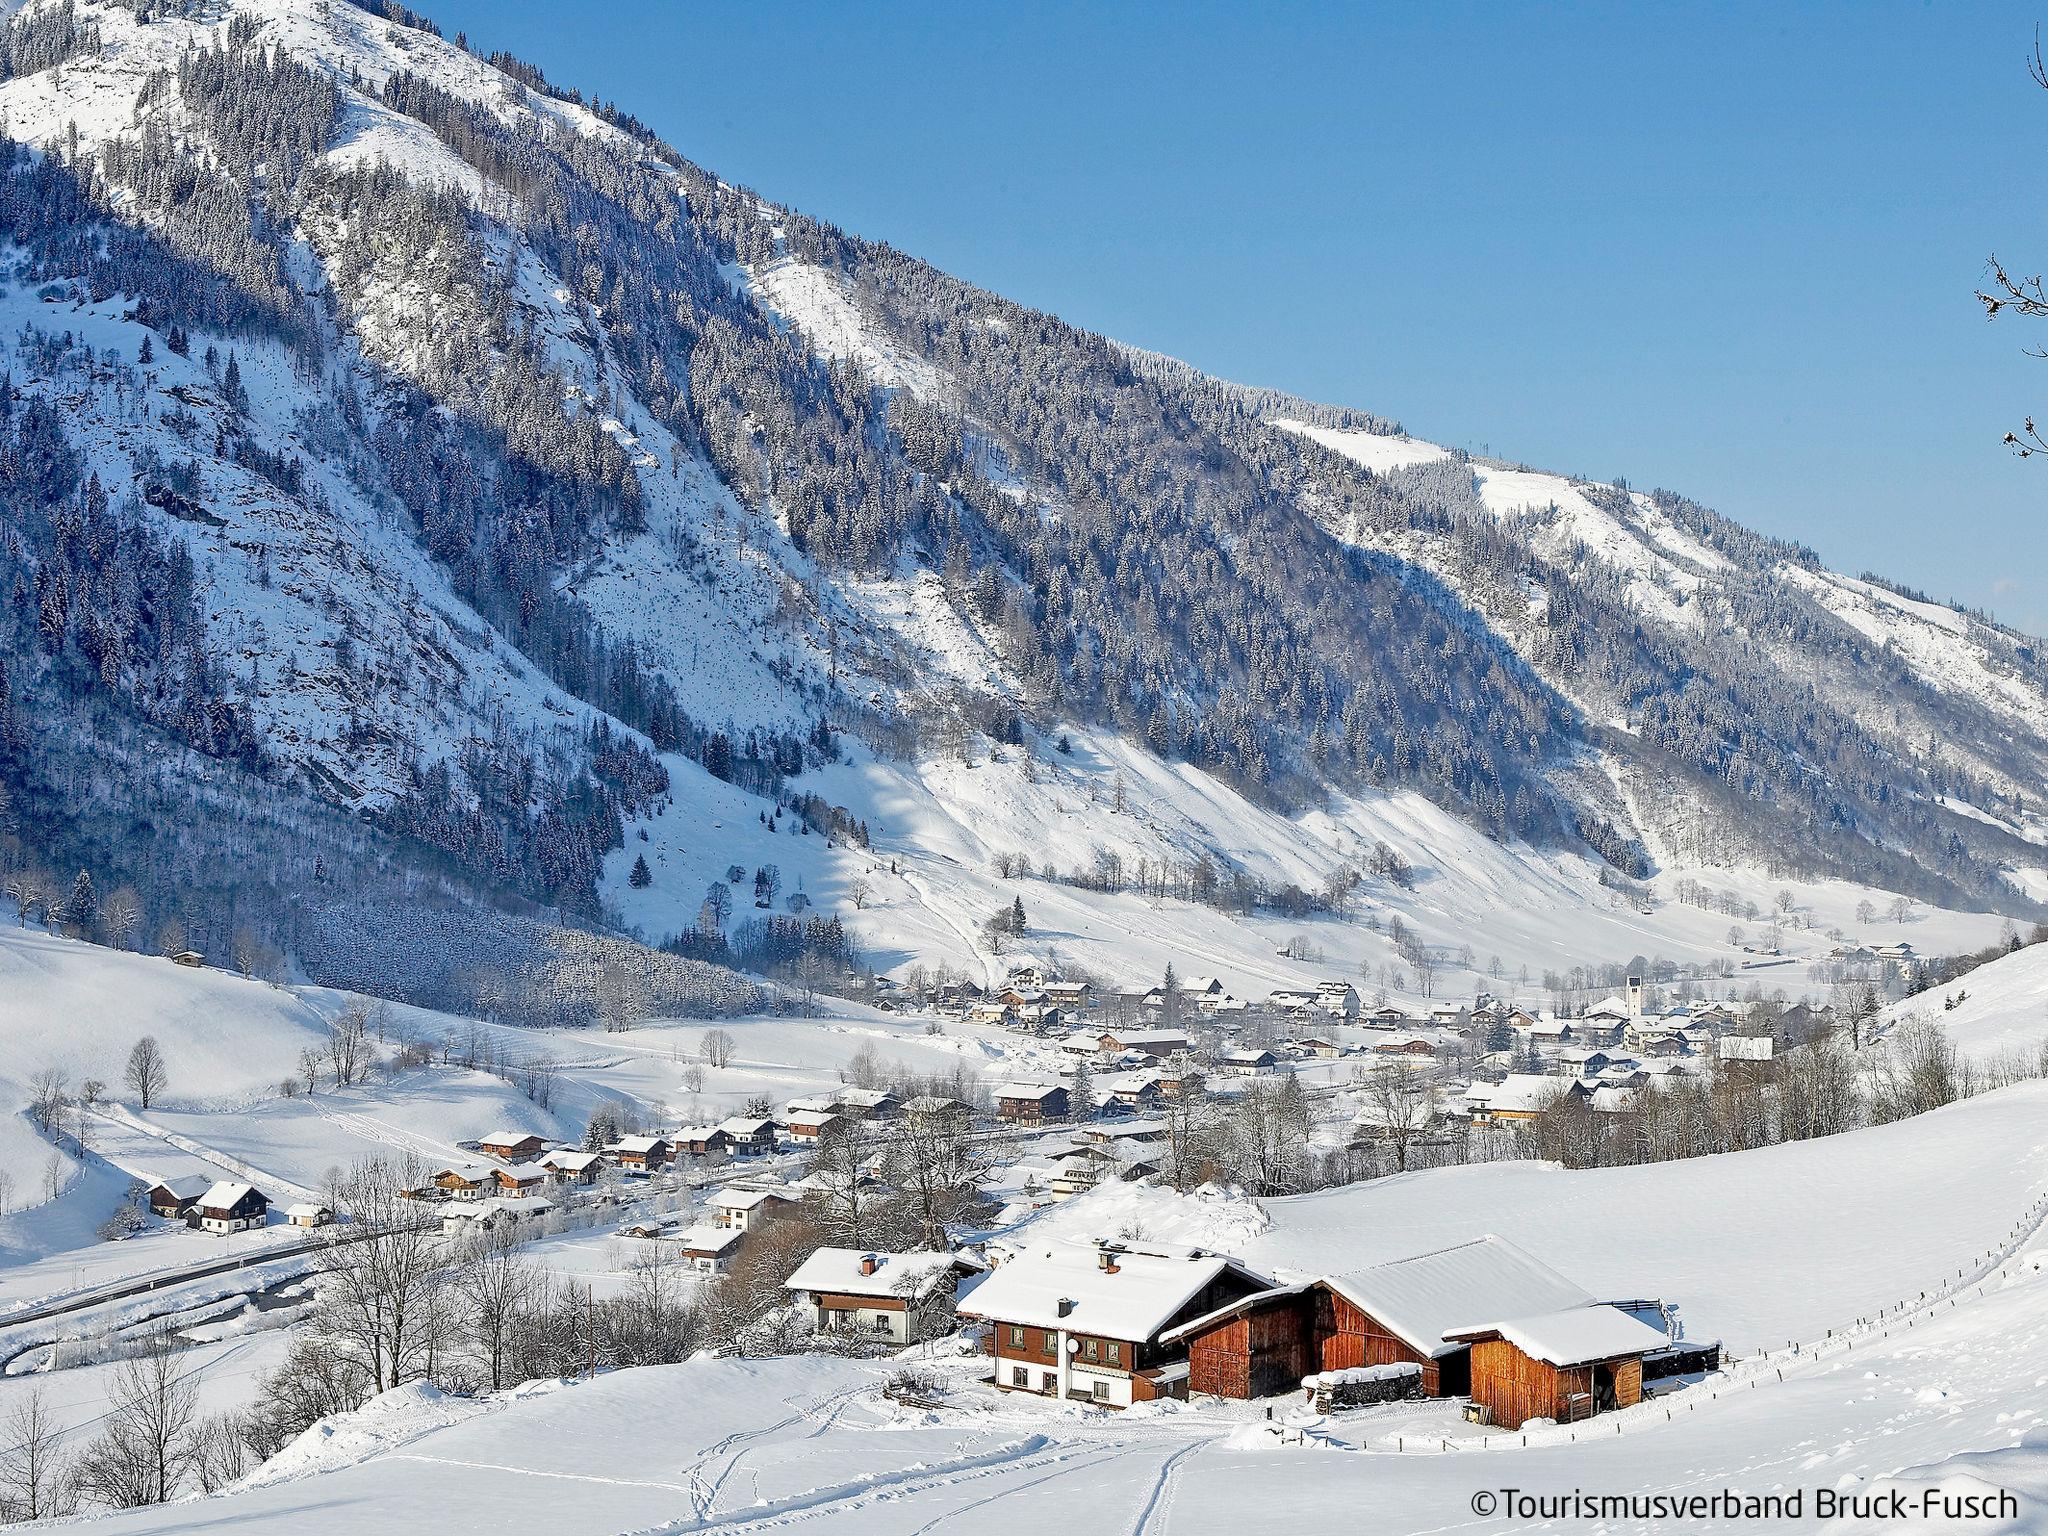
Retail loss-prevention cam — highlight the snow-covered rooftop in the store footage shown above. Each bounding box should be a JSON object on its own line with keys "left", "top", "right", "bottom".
{"left": 782, "top": 1246, "right": 977, "bottom": 1300}
{"left": 959, "top": 1239, "right": 1271, "bottom": 1342}
{"left": 1324, "top": 1236, "right": 1594, "bottom": 1358}
{"left": 1445, "top": 1303, "right": 1673, "bottom": 1366}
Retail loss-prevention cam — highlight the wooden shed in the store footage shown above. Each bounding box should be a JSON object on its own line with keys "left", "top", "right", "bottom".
{"left": 1443, "top": 1305, "right": 1670, "bottom": 1429}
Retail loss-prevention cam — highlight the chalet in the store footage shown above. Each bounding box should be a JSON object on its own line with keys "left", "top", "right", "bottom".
{"left": 492, "top": 1164, "right": 548, "bottom": 1196}
{"left": 1463, "top": 1075, "right": 1584, "bottom": 1124}
{"left": 539, "top": 1149, "right": 603, "bottom": 1186}
{"left": 170, "top": 950, "right": 205, "bottom": 968}
{"left": 1314, "top": 980, "right": 1361, "bottom": 1018}
{"left": 1442, "top": 1305, "right": 1671, "bottom": 1427}
{"left": 1004, "top": 963, "right": 1046, "bottom": 989}
{"left": 960, "top": 1238, "right": 1275, "bottom": 1407}
{"left": 1164, "top": 1234, "right": 1632, "bottom": 1426}
{"left": 708, "top": 1184, "right": 799, "bottom": 1231}
{"left": 442, "top": 1195, "right": 552, "bottom": 1238}
{"left": 1584, "top": 995, "right": 1634, "bottom": 1023}
{"left": 904, "top": 1095, "right": 972, "bottom": 1128}
{"left": 1372, "top": 1033, "right": 1438, "bottom": 1059}
{"left": 786, "top": 1109, "right": 845, "bottom": 1143}
{"left": 676, "top": 1224, "right": 745, "bottom": 1274}
{"left": 432, "top": 1164, "right": 497, "bottom": 1201}
{"left": 1633, "top": 1032, "right": 1691, "bottom": 1059}
{"left": 282, "top": 1202, "right": 333, "bottom": 1229}
{"left": 194, "top": 1181, "right": 268, "bottom": 1235}
{"left": 1050, "top": 1141, "right": 1160, "bottom": 1197}
{"left": 478, "top": 1130, "right": 548, "bottom": 1163}
{"left": 717, "top": 1116, "right": 777, "bottom": 1156}
{"left": 672, "top": 1125, "right": 732, "bottom": 1161}
{"left": 968, "top": 1001, "right": 1019, "bottom": 1029}
{"left": 834, "top": 1088, "right": 901, "bottom": 1121}
{"left": 1042, "top": 980, "right": 1092, "bottom": 1011}
{"left": 607, "top": 1135, "right": 672, "bottom": 1173}
{"left": 1292, "top": 1037, "right": 1345, "bottom": 1060}
{"left": 785, "top": 1092, "right": 845, "bottom": 1117}
{"left": 1503, "top": 1008, "right": 1542, "bottom": 1032}
{"left": 1216, "top": 1047, "right": 1277, "bottom": 1074}
{"left": 1095, "top": 1029, "right": 1191, "bottom": 1061}
{"left": 1079, "top": 1118, "right": 1166, "bottom": 1145}
{"left": 1367, "top": 1005, "right": 1414, "bottom": 1029}
{"left": 994, "top": 1082, "right": 1069, "bottom": 1124}
{"left": 1555, "top": 1047, "right": 1616, "bottom": 1076}
{"left": 1522, "top": 1019, "right": 1575, "bottom": 1047}
{"left": 995, "top": 986, "right": 1044, "bottom": 1012}
{"left": 145, "top": 1175, "right": 211, "bottom": 1220}
{"left": 1103, "top": 1070, "right": 1165, "bottom": 1110}
{"left": 784, "top": 1247, "right": 986, "bottom": 1344}
{"left": 1266, "top": 989, "right": 1318, "bottom": 1015}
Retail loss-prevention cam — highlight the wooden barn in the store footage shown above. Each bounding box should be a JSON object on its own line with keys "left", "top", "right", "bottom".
{"left": 1443, "top": 1305, "right": 1670, "bottom": 1428}
{"left": 1163, "top": 1235, "right": 1630, "bottom": 1408}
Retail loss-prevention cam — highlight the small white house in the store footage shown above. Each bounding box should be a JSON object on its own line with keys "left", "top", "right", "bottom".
{"left": 708, "top": 1184, "right": 799, "bottom": 1231}
{"left": 676, "top": 1223, "right": 745, "bottom": 1274}
{"left": 282, "top": 1202, "right": 333, "bottom": 1229}
{"left": 782, "top": 1248, "right": 985, "bottom": 1343}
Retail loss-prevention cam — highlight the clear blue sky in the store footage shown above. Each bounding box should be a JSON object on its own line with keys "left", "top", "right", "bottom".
{"left": 427, "top": 0, "right": 2048, "bottom": 633}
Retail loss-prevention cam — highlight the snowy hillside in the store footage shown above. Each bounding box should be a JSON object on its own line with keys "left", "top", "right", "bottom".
{"left": 43, "top": 1080, "right": 2048, "bottom": 1535}
{"left": 1879, "top": 940, "right": 2048, "bottom": 1065}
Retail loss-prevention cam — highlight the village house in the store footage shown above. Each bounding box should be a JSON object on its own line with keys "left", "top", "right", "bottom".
{"left": 1095, "top": 1028, "right": 1192, "bottom": 1062}
{"left": 785, "top": 1108, "right": 845, "bottom": 1144}
{"left": 1367, "top": 1004, "right": 1414, "bottom": 1029}
{"left": 1463, "top": 1075, "right": 1587, "bottom": 1124}
{"left": 1163, "top": 1234, "right": 1667, "bottom": 1428}
{"left": 708, "top": 1184, "right": 799, "bottom": 1231}
{"left": 717, "top": 1116, "right": 778, "bottom": 1156}
{"left": 194, "top": 1181, "right": 268, "bottom": 1235}
{"left": 1291, "top": 1037, "right": 1345, "bottom": 1060}
{"left": 1315, "top": 980, "right": 1362, "bottom": 1018}
{"left": 1372, "top": 1033, "right": 1438, "bottom": 1060}
{"left": 478, "top": 1130, "right": 548, "bottom": 1163}
{"left": 834, "top": 1087, "right": 902, "bottom": 1121}
{"left": 1266, "top": 988, "right": 1318, "bottom": 1015}
{"left": 1522, "top": 1019, "right": 1576, "bottom": 1047}
{"left": 1216, "top": 1046, "right": 1277, "bottom": 1075}
{"left": 1042, "top": 979, "right": 1092, "bottom": 1012}
{"left": 492, "top": 1164, "right": 549, "bottom": 1196}
{"left": 607, "top": 1135, "right": 672, "bottom": 1174}
{"left": 1103, "top": 1070, "right": 1165, "bottom": 1111}
{"left": 1049, "top": 1140, "right": 1161, "bottom": 1198}
{"left": 145, "top": 1175, "right": 211, "bottom": 1220}
{"left": 442, "top": 1195, "right": 552, "bottom": 1238}
{"left": 960, "top": 1238, "right": 1275, "bottom": 1407}
{"left": 785, "top": 1091, "right": 844, "bottom": 1117}
{"left": 282, "top": 1202, "right": 333, "bottom": 1229}
{"left": 672, "top": 1125, "right": 733, "bottom": 1162}
{"left": 903, "top": 1095, "right": 972, "bottom": 1129}
{"left": 784, "top": 1248, "right": 986, "bottom": 1344}
{"left": 994, "top": 1082, "right": 1069, "bottom": 1124}
{"left": 539, "top": 1148, "right": 604, "bottom": 1186}
{"left": 432, "top": 1164, "right": 497, "bottom": 1201}
{"left": 676, "top": 1223, "right": 745, "bottom": 1274}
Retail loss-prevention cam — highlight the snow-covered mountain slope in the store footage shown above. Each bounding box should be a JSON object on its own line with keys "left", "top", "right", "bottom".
{"left": 0, "top": 0, "right": 2040, "bottom": 1016}
{"left": 1879, "top": 939, "right": 2048, "bottom": 1065}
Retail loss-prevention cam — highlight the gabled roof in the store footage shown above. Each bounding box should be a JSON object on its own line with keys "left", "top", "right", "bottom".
{"left": 958, "top": 1239, "right": 1273, "bottom": 1343}
{"left": 610, "top": 1135, "right": 669, "bottom": 1155}
{"left": 540, "top": 1149, "right": 602, "bottom": 1171}
{"left": 783, "top": 1246, "right": 982, "bottom": 1300}
{"left": 717, "top": 1116, "right": 775, "bottom": 1136}
{"left": 992, "top": 1081, "right": 1064, "bottom": 1101}
{"left": 197, "top": 1181, "right": 261, "bottom": 1210}
{"left": 676, "top": 1223, "right": 744, "bottom": 1254}
{"left": 709, "top": 1185, "right": 797, "bottom": 1211}
{"left": 149, "top": 1174, "right": 212, "bottom": 1200}
{"left": 480, "top": 1129, "right": 543, "bottom": 1146}
{"left": 1444, "top": 1303, "right": 1671, "bottom": 1366}
{"left": 1322, "top": 1235, "right": 1593, "bottom": 1358}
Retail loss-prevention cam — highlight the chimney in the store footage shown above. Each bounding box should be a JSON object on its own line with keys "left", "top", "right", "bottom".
{"left": 1056, "top": 1297, "right": 1075, "bottom": 1318}
{"left": 859, "top": 1253, "right": 879, "bottom": 1277}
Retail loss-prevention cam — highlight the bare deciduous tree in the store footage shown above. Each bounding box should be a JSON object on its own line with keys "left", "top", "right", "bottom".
{"left": 125, "top": 1036, "right": 168, "bottom": 1110}
{"left": 73, "top": 1331, "right": 199, "bottom": 1508}
{"left": 0, "top": 1387, "right": 72, "bottom": 1521}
